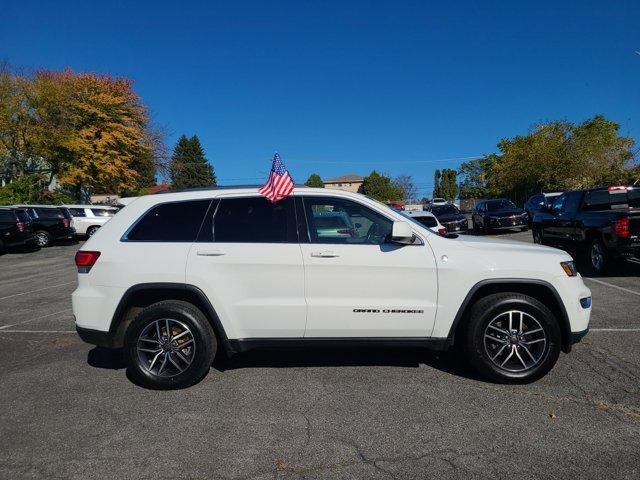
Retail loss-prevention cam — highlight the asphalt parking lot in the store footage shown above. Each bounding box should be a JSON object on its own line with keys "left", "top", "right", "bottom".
{"left": 1, "top": 233, "right": 639, "bottom": 479}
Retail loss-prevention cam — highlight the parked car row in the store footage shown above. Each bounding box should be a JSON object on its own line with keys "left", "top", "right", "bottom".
{"left": 0, "top": 204, "right": 117, "bottom": 253}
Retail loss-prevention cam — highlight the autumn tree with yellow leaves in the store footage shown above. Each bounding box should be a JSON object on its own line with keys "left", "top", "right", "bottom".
{"left": 0, "top": 64, "right": 162, "bottom": 202}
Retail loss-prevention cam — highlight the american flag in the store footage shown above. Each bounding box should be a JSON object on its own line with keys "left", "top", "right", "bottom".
{"left": 258, "top": 153, "right": 294, "bottom": 202}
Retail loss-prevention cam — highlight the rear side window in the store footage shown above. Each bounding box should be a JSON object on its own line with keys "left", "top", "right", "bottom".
{"left": 414, "top": 216, "right": 438, "bottom": 228}
{"left": 69, "top": 208, "right": 86, "bottom": 217}
{"left": 0, "top": 211, "right": 15, "bottom": 223}
{"left": 91, "top": 208, "right": 114, "bottom": 217}
{"left": 583, "top": 188, "right": 640, "bottom": 210}
{"left": 209, "top": 197, "right": 297, "bottom": 243}
{"left": 126, "top": 200, "right": 211, "bottom": 242}
{"left": 35, "top": 208, "right": 64, "bottom": 219}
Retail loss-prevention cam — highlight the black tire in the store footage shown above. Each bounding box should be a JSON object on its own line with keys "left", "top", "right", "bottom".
{"left": 124, "top": 300, "right": 217, "bottom": 389}
{"left": 86, "top": 226, "right": 99, "bottom": 237}
{"left": 464, "top": 293, "right": 561, "bottom": 383}
{"left": 35, "top": 230, "right": 52, "bottom": 247}
{"left": 532, "top": 227, "right": 544, "bottom": 245}
{"left": 472, "top": 220, "right": 479, "bottom": 234}
{"left": 587, "top": 237, "right": 609, "bottom": 274}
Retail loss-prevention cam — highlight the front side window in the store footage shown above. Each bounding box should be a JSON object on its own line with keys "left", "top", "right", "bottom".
{"left": 126, "top": 200, "right": 211, "bottom": 242}
{"left": 563, "top": 192, "right": 583, "bottom": 213}
{"left": 209, "top": 196, "right": 297, "bottom": 243}
{"left": 552, "top": 195, "right": 566, "bottom": 213}
{"left": 303, "top": 196, "right": 393, "bottom": 245}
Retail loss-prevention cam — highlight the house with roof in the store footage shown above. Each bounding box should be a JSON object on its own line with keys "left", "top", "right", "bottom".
{"left": 323, "top": 174, "right": 364, "bottom": 193}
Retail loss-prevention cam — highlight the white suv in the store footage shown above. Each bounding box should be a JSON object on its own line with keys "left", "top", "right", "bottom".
{"left": 72, "top": 187, "right": 591, "bottom": 389}
{"left": 65, "top": 205, "right": 118, "bottom": 237}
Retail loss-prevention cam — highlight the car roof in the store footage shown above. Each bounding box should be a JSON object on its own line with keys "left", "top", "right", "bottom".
{"left": 13, "top": 204, "right": 66, "bottom": 209}
{"left": 64, "top": 204, "right": 118, "bottom": 209}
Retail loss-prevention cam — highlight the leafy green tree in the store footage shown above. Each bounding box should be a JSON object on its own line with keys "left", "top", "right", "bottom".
{"left": 362, "top": 170, "right": 403, "bottom": 202}
{"left": 0, "top": 173, "right": 73, "bottom": 205}
{"left": 458, "top": 154, "right": 500, "bottom": 199}
{"left": 304, "top": 173, "right": 324, "bottom": 188}
{"left": 439, "top": 169, "right": 459, "bottom": 202}
{"left": 169, "top": 135, "right": 216, "bottom": 190}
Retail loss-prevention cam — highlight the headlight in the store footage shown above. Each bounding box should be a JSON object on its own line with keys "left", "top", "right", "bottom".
{"left": 560, "top": 261, "right": 577, "bottom": 277}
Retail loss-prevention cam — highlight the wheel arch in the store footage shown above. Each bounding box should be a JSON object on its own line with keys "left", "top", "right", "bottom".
{"left": 108, "top": 283, "right": 228, "bottom": 348}
{"left": 448, "top": 279, "right": 572, "bottom": 353}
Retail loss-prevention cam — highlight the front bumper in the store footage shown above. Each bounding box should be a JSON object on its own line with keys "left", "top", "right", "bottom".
{"left": 570, "top": 328, "right": 589, "bottom": 345}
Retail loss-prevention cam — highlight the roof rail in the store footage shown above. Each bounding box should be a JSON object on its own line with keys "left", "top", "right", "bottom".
{"left": 157, "top": 184, "right": 309, "bottom": 194}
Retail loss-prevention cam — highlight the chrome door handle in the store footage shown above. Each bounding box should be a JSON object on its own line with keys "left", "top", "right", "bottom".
{"left": 310, "top": 251, "right": 339, "bottom": 258}
{"left": 197, "top": 250, "right": 225, "bottom": 256}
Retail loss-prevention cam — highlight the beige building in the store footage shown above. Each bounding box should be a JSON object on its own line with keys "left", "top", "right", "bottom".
{"left": 323, "top": 174, "right": 364, "bottom": 192}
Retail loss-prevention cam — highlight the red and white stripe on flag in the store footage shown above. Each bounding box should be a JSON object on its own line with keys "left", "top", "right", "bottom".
{"left": 258, "top": 153, "right": 294, "bottom": 202}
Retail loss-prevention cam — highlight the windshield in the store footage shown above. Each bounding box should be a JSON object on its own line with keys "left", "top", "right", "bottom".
{"left": 486, "top": 199, "right": 516, "bottom": 211}
{"left": 432, "top": 204, "right": 459, "bottom": 215}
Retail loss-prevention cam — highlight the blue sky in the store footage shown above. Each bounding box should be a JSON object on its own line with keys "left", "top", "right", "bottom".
{"left": 2, "top": 0, "right": 639, "bottom": 197}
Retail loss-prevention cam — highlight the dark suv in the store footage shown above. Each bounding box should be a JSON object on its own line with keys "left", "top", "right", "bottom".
{"left": 15, "top": 205, "right": 76, "bottom": 247}
{"left": 0, "top": 207, "right": 36, "bottom": 252}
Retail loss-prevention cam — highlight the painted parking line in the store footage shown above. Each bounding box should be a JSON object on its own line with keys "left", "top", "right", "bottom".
{"left": 0, "top": 282, "right": 76, "bottom": 301}
{"left": 0, "top": 309, "right": 72, "bottom": 330}
{"left": 584, "top": 277, "right": 640, "bottom": 297}
{"left": 0, "top": 330, "right": 75, "bottom": 334}
{"left": 590, "top": 328, "right": 640, "bottom": 332}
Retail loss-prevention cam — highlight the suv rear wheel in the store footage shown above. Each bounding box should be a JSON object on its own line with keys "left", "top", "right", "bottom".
{"left": 124, "top": 300, "right": 217, "bottom": 389}
{"left": 86, "top": 225, "right": 99, "bottom": 237}
{"left": 464, "top": 293, "right": 561, "bottom": 383}
{"left": 35, "top": 230, "right": 52, "bottom": 247}
{"left": 588, "top": 237, "right": 608, "bottom": 274}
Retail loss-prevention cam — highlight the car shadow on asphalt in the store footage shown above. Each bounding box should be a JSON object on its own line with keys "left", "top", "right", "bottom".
{"left": 214, "top": 346, "right": 484, "bottom": 381}
{"left": 86, "top": 346, "right": 485, "bottom": 383}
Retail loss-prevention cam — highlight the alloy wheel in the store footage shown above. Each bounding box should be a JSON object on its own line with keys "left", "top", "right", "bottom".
{"left": 35, "top": 232, "right": 49, "bottom": 247}
{"left": 483, "top": 310, "right": 547, "bottom": 373}
{"left": 137, "top": 318, "right": 196, "bottom": 378}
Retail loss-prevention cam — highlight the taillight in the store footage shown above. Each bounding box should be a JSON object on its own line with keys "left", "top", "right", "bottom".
{"left": 438, "top": 227, "right": 448, "bottom": 236}
{"left": 613, "top": 218, "right": 630, "bottom": 238}
{"left": 16, "top": 221, "right": 24, "bottom": 232}
{"left": 75, "top": 251, "right": 101, "bottom": 273}
{"left": 63, "top": 218, "right": 70, "bottom": 228}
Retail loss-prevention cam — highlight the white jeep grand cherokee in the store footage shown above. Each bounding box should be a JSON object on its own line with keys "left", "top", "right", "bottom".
{"left": 73, "top": 187, "right": 591, "bottom": 389}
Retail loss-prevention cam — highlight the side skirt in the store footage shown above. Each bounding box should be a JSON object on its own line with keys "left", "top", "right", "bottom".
{"left": 225, "top": 337, "right": 450, "bottom": 355}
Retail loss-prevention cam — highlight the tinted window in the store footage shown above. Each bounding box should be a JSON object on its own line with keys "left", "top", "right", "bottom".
{"left": 0, "top": 211, "right": 15, "bottom": 223}
{"left": 583, "top": 188, "right": 640, "bottom": 211}
{"left": 69, "top": 208, "right": 86, "bottom": 217}
{"left": 431, "top": 204, "right": 459, "bottom": 215}
{"left": 15, "top": 210, "right": 31, "bottom": 223}
{"left": 126, "top": 200, "right": 211, "bottom": 242}
{"left": 529, "top": 195, "right": 544, "bottom": 206}
{"left": 304, "top": 196, "right": 393, "bottom": 245}
{"left": 552, "top": 195, "right": 566, "bottom": 212}
{"left": 35, "top": 208, "right": 64, "bottom": 219}
{"left": 91, "top": 208, "right": 114, "bottom": 217}
{"left": 211, "top": 197, "right": 296, "bottom": 243}
{"left": 403, "top": 214, "right": 438, "bottom": 228}
{"left": 563, "top": 192, "right": 583, "bottom": 213}
{"left": 486, "top": 199, "right": 516, "bottom": 211}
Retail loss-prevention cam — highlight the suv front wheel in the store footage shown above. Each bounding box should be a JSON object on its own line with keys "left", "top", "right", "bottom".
{"left": 464, "top": 293, "right": 561, "bottom": 383}
{"left": 124, "top": 300, "right": 217, "bottom": 389}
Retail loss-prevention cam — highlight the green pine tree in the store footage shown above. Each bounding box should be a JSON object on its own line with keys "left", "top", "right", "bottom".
{"left": 169, "top": 135, "right": 216, "bottom": 189}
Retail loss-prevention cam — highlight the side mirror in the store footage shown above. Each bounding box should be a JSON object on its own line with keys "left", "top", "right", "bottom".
{"left": 390, "top": 221, "right": 415, "bottom": 244}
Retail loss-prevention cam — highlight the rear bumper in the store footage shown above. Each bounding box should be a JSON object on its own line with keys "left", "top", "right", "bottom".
{"left": 76, "top": 326, "right": 118, "bottom": 348}
{"left": 4, "top": 234, "right": 36, "bottom": 247}
{"left": 53, "top": 228, "right": 76, "bottom": 241}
